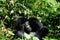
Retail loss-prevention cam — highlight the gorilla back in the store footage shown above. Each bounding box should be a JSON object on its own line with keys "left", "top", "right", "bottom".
{"left": 29, "top": 17, "right": 44, "bottom": 32}
{"left": 29, "top": 17, "right": 48, "bottom": 40}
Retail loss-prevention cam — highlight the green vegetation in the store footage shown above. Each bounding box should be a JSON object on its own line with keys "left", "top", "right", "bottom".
{"left": 0, "top": 0, "right": 60, "bottom": 40}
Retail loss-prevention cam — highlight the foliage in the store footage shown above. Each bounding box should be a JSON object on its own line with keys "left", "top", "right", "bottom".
{"left": 0, "top": 0, "right": 60, "bottom": 40}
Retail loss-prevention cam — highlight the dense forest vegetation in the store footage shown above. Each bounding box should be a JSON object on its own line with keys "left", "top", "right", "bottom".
{"left": 0, "top": 0, "right": 60, "bottom": 40}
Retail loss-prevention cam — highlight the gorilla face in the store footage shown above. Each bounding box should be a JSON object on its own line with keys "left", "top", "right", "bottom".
{"left": 15, "top": 16, "right": 32, "bottom": 34}
{"left": 23, "top": 21, "right": 32, "bottom": 34}
{"left": 15, "top": 16, "right": 28, "bottom": 30}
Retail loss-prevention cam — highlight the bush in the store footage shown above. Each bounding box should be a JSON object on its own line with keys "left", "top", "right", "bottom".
{"left": 0, "top": 0, "right": 60, "bottom": 40}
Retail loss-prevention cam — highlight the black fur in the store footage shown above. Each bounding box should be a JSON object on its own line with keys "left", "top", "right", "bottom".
{"left": 14, "top": 16, "right": 48, "bottom": 40}
{"left": 29, "top": 17, "right": 48, "bottom": 40}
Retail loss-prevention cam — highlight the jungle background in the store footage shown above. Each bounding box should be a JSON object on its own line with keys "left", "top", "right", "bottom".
{"left": 0, "top": 0, "right": 60, "bottom": 40}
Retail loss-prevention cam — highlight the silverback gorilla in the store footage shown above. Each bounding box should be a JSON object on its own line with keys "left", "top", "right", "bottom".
{"left": 14, "top": 13, "right": 48, "bottom": 40}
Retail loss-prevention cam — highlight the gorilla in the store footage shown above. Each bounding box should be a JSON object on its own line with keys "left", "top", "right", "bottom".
{"left": 14, "top": 13, "right": 32, "bottom": 38}
{"left": 14, "top": 14, "right": 48, "bottom": 40}
{"left": 29, "top": 17, "right": 48, "bottom": 40}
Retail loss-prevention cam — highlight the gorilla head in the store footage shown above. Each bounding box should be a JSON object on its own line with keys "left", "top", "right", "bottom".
{"left": 15, "top": 16, "right": 32, "bottom": 34}
{"left": 23, "top": 21, "right": 32, "bottom": 34}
